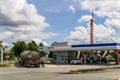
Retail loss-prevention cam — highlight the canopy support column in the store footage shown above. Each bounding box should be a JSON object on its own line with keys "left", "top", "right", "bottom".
{"left": 77, "top": 50, "right": 80, "bottom": 59}
{"left": 82, "top": 52, "right": 86, "bottom": 64}
{"left": 116, "top": 49, "right": 119, "bottom": 65}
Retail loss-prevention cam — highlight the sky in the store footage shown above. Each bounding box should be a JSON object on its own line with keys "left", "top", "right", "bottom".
{"left": 0, "top": 0, "right": 120, "bottom": 46}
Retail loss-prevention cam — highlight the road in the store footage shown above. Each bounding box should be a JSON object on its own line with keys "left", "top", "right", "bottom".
{"left": 0, "top": 64, "right": 120, "bottom": 80}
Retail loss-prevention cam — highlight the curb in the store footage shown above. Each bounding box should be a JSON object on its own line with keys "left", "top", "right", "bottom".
{"left": 69, "top": 69, "right": 79, "bottom": 73}
{"left": 69, "top": 66, "right": 120, "bottom": 73}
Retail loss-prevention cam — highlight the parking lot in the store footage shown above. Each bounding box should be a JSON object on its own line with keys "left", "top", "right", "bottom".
{"left": 0, "top": 64, "right": 120, "bottom": 80}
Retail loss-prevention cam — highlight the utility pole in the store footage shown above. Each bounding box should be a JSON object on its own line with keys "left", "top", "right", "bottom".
{"left": 0, "top": 47, "right": 3, "bottom": 65}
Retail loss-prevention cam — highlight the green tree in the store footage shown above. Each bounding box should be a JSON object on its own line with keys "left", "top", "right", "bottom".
{"left": 12, "top": 41, "right": 27, "bottom": 57}
{"left": 39, "top": 42, "right": 44, "bottom": 46}
{"left": 0, "top": 41, "right": 2, "bottom": 47}
{"left": 27, "top": 41, "right": 38, "bottom": 51}
{"left": 8, "top": 52, "right": 14, "bottom": 60}
{"left": 39, "top": 42, "right": 47, "bottom": 57}
{"left": 107, "top": 50, "right": 116, "bottom": 61}
{"left": 48, "top": 52, "right": 53, "bottom": 58}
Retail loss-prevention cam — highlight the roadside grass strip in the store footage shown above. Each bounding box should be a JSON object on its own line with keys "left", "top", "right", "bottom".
{"left": 0, "top": 64, "right": 13, "bottom": 68}
{"left": 3, "top": 65, "right": 13, "bottom": 68}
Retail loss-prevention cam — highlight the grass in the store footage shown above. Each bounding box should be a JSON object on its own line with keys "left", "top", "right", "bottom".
{"left": 0, "top": 64, "right": 13, "bottom": 68}
{"left": 0, "top": 64, "right": 9, "bottom": 67}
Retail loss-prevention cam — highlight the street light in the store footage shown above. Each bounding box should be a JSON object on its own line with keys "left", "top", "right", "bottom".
{"left": 0, "top": 47, "right": 3, "bottom": 65}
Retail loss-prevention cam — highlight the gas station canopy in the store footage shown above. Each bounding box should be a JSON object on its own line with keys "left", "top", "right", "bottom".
{"left": 39, "top": 43, "right": 120, "bottom": 51}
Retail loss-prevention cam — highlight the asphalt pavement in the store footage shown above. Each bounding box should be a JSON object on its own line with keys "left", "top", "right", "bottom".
{"left": 0, "top": 64, "right": 120, "bottom": 80}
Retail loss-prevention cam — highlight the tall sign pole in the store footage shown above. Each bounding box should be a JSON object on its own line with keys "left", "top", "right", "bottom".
{"left": 90, "top": 9, "right": 94, "bottom": 44}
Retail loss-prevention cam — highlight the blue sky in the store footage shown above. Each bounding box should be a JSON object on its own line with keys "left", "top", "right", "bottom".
{"left": 27, "top": 0, "right": 84, "bottom": 44}
{"left": 0, "top": 0, "right": 120, "bottom": 46}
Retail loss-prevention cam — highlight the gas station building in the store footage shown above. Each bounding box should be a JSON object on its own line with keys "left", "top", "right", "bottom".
{"left": 39, "top": 42, "right": 120, "bottom": 65}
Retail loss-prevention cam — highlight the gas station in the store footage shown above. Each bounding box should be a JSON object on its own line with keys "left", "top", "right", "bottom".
{"left": 39, "top": 10, "right": 120, "bottom": 65}
{"left": 39, "top": 42, "right": 120, "bottom": 65}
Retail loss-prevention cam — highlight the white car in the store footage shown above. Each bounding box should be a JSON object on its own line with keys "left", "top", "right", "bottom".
{"left": 70, "top": 59, "right": 81, "bottom": 64}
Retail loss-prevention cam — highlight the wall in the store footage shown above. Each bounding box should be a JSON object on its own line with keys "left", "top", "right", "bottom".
{"left": 52, "top": 51, "right": 68, "bottom": 64}
{"left": 52, "top": 51, "right": 78, "bottom": 64}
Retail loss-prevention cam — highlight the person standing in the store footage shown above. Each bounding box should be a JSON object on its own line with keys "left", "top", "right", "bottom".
{"left": 41, "top": 60, "right": 45, "bottom": 67}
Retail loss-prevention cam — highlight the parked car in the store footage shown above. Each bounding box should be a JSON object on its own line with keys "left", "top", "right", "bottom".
{"left": 70, "top": 59, "right": 81, "bottom": 64}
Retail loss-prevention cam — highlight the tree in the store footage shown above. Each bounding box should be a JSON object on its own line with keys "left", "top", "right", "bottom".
{"left": 0, "top": 41, "right": 2, "bottom": 47}
{"left": 27, "top": 41, "right": 38, "bottom": 51}
{"left": 48, "top": 52, "right": 53, "bottom": 58}
{"left": 39, "top": 42, "right": 44, "bottom": 47}
{"left": 12, "top": 41, "right": 27, "bottom": 57}
{"left": 107, "top": 50, "right": 116, "bottom": 62}
{"left": 39, "top": 42, "right": 47, "bottom": 57}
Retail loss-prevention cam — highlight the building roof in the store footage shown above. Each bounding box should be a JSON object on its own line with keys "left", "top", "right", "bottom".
{"left": 39, "top": 43, "right": 120, "bottom": 51}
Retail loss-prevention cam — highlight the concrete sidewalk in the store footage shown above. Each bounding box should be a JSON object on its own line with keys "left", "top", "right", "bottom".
{"left": 1, "top": 64, "right": 120, "bottom": 73}
{"left": 35, "top": 64, "right": 120, "bottom": 73}
{"left": 1, "top": 64, "right": 120, "bottom": 72}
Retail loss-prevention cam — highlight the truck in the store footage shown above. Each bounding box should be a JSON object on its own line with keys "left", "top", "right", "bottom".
{"left": 19, "top": 51, "right": 40, "bottom": 67}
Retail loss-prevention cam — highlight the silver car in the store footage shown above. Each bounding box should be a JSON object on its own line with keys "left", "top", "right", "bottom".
{"left": 70, "top": 59, "right": 81, "bottom": 64}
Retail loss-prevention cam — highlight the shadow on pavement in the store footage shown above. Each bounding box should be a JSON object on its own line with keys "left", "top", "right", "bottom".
{"left": 14, "top": 63, "right": 25, "bottom": 68}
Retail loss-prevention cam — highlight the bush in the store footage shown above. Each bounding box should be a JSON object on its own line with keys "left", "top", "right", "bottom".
{"left": 106, "top": 55, "right": 116, "bottom": 62}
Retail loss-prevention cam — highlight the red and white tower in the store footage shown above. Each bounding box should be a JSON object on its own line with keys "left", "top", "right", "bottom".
{"left": 90, "top": 9, "right": 94, "bottom": 44}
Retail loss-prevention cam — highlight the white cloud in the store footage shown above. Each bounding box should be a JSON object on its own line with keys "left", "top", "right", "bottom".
{"left": 65, "top": 26, "right": 89, "bottom": 44}
{"left": 80, "top": 0, "right": 120, "bottom": 19}
{"left": 80, "top": 0, "right": 120, "bottom": 11}
{"left": 0, "top": 0, "right": 49, "bottom": 31}
{"left": 0, "top": 31, "right": 14, "bottom": 40}
{"left": 11, "top": 32, "right": 57, "bottom": 41}
{"left": 65, "top": 23, "right": 116, "bottom": 44}
{"left": 78, "top": 15, "right": 91, "bottom": 22}
{"left": 80, "top": 0, "right": 120, "bottom": 20}
{"left": 105, "top": 19, "right": 120, "bottom": 29}
{"left": 87, "top": 0, "right": 120, "bottom": 29}
{"left": 0, "top": 0, "right": 57, "bottom": 45}
{"left": 31, "top": 38, "right": 48, "bottom": 46}
{"left": 69, "top": 5, "right": 76, "bottom": 13}
{"left": 65, "top": 0, "right": 120, "bottom": 44}
{"left": 107, "top": 11, "right": 120, "bottom": 19}
{"left": 93, "top": 24, "right": 115, "bottom": 39}
{"left": 66, "top": 26, "right": 88, "bottom": 40}
{"left": 95, "top": 10, "right": 108, "bottom": 18}
{"left": 95, "top": 10, "right": 120, "bottom": 18}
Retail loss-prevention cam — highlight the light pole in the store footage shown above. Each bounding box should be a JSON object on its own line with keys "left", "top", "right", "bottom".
{"left": 0, "top": 47, "right": 3, "bottom": 65}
